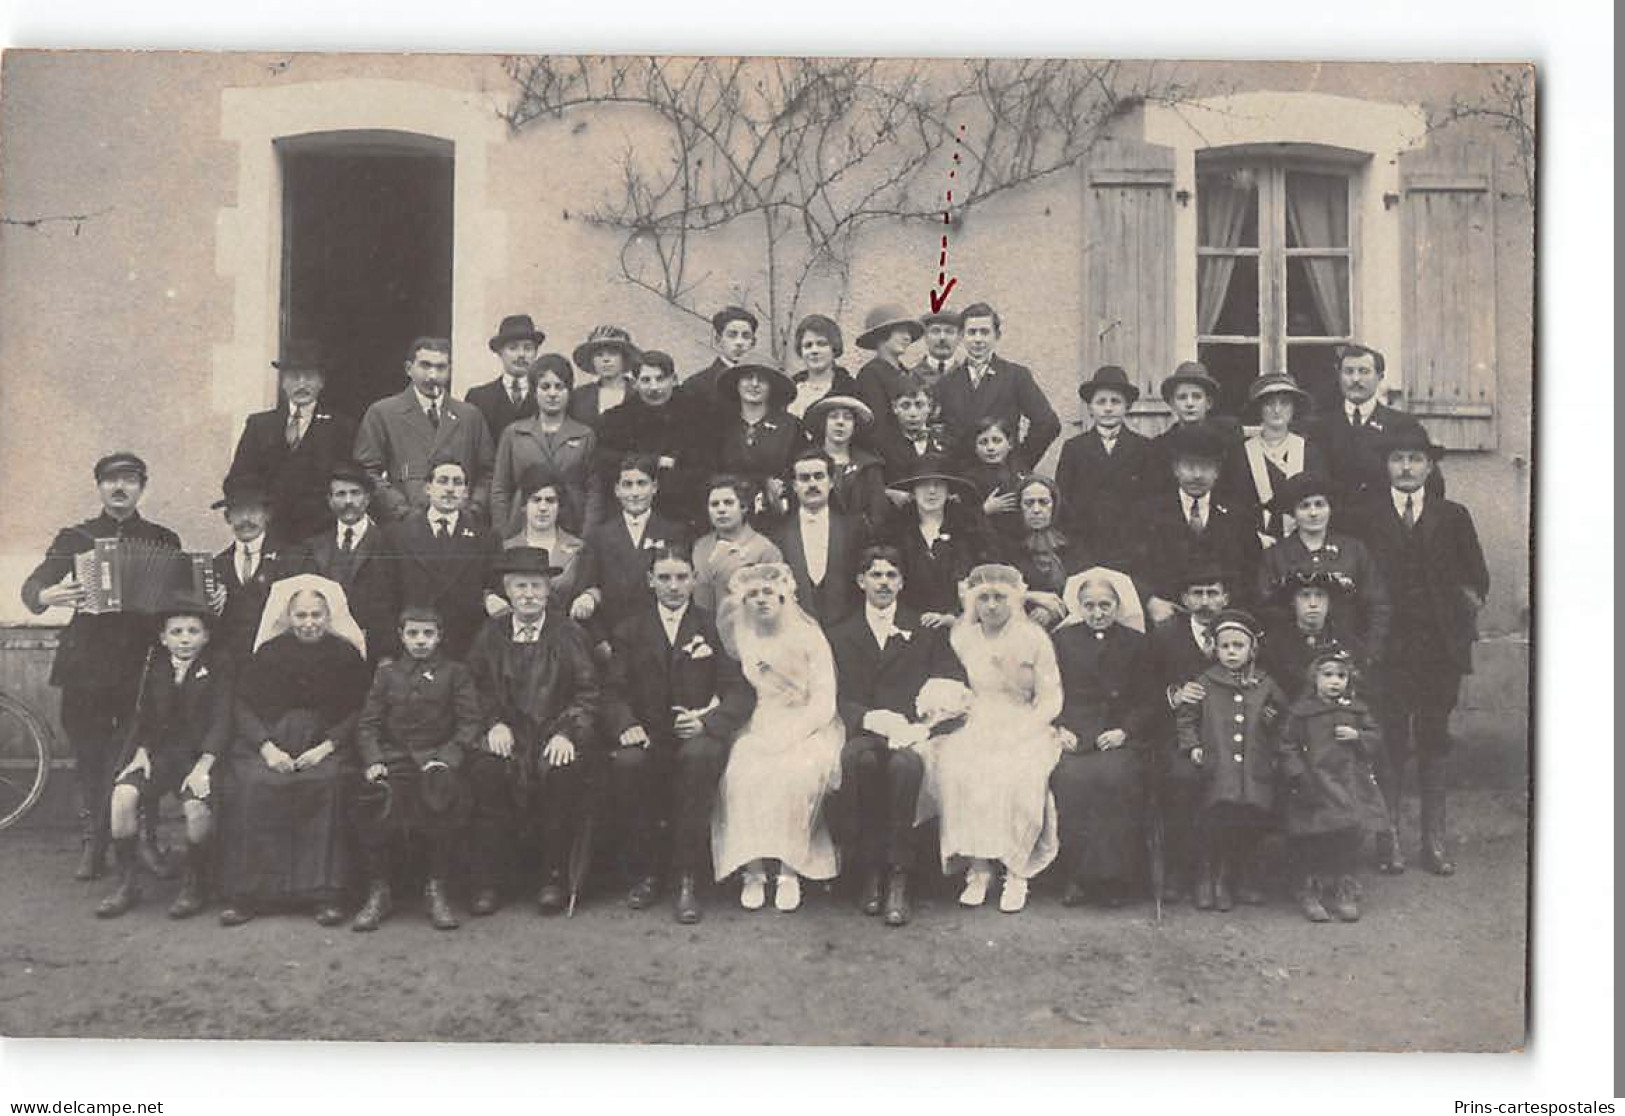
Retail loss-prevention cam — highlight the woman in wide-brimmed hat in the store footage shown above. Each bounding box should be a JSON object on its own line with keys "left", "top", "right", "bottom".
{"left": 1242, "top": 372, "right": 1328, "bottom": 545}
{"left": 852, "top": 303, "right": 924, "bottom": 419}
{"left": 490, "top": 353, "right": 602, "bottom": 537}
{"left": 788, "top": 314, "right": 857, "bottom": 419}
{"left": 709, "top": 363, "right": 804, "bottom": 519}
{"left": 803, "top": 394, "right": 889, "bottom": 532}
{"left": 567, "top": 325, "right": 643, "bottom": 430}
{"left": 889, "top": 454, "right": 994, "bottom": 624}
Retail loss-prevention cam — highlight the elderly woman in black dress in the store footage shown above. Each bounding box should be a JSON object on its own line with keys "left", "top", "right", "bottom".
{"left": 218, "top": 575, "right": 370, "bottom": 926}
{"left": 1049, "top": 567, "right": 1157, "bottom": 907}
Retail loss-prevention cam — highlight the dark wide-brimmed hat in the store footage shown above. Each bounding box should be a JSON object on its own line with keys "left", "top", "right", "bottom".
{"left": 855, "top": 303, "right": 924, "bottom": 351}
{"left": 1271, "top": 568, "right": 1351, "bottom": 601}
{"left": 804, "top": 394, "right": 875, "bottom": 430}
{"left": 529, "top": 352, "right": 574, "bottom": 389}
{"left": 93, "top": 451, "right": 149, "bottom": 482}
{"left": 892, "top": 453, "right": 974, "bottom": 492}
{"left": 1159, "top": 360, "right": 1221, "bottom": 405}
{"left": 491, "top": 546, "right": 564, "bottom": 579}
{"left": 717, "top": 363, "right": 796, "bottom": 409}
{"left": 1164, "top": 419, "right": 1229, "bottom": 465}
{"left": 210, "top": 476, "right": 271, "bottom": 511}
{"left": 1211, "top": 608, "right": 1263, "bottom": 642}
{"left": 1269, "top": 470, "right": 1340, "bottom": 516}
{"left": 273, "top": 338, "right": 325, "bottom": 375}
{"left": 1078, "top": 364, "right": 1141, "bottom": 405}
{"left": 155, "top": 587, "right": 216, "bottom": 629}
{"left": 1174, "top": 560, "right": 1234, "bottom": 593}
{"left": 1377, "top": 423, "right": 1446, "bottom": 461}
{"left": 329, "top": 460, "right": 375, "bottom": 492}
{"left": 711, "top": 306, "right": 759, "bottom": 336}
{"left": 489, "top": 313, "right": 546, "bottom": 352}
{"left": 1246, "top": 372, "right": 1312, "bottom": 416}
{"left": 572, "top": 325, "right": 643, "bottom": 374}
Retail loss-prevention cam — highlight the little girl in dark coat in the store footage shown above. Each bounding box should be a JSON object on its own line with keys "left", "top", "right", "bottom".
{"left": 1177, "top": 609, "right": 1287, "bottom": 912}
{"left": 1277, "top": 645, "right": 1387, "bottom": 923}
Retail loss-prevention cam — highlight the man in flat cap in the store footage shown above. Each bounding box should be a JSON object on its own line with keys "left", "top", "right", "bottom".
{"left": 20, "top": 453, "right": 182, "bottom": 881}
{"left": 224, "top": 341, "right": 359, "bottom": 550}
{"left": 466, "top": 314, "right": 545, "bottom": 441}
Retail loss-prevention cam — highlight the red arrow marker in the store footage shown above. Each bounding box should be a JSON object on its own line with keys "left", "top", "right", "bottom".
{"left": 929, "top": 125, "right": 966, "bottom": 315}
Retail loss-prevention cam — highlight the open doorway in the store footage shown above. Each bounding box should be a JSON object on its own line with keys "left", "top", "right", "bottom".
{"left": 278, "top": 131, "right": 454, "bottom": 420}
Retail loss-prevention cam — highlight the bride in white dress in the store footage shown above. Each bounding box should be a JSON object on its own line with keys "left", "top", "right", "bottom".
{"left": 916, "top": 563, "right": 1064, "bottom": 913}
{"left": 710, "top": 563, "right": 845, "bottom": 912}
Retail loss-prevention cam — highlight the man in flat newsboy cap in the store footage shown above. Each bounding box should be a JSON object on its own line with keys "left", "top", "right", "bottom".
{"left": 21, "top": 452, "right": 183, "bottom": 882}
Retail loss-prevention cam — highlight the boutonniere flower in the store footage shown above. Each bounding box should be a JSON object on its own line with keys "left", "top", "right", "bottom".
{"left": 423, "top": 669, "right": 435, "bottom": 682}
{"left": 936, "top": 532, "right": 952, "bottom": 543}
{"left": 1213, "top": 504, "right": 1229, "bottom": 517}
{"left": 1323, "top": 543, "right": 1341, "bottom": 558}
{"left": 762, "top": 420, "right": 779, "bottom": 432}
{"left": 461, "top": 528, "right": 476, "bottom": 538}
{"left": 194, "top": 665, "right": 210, "bottom": 680}
{"left": 564, "top": 436, "right": 582, "bottom": 447}
{"left": 312, "top": 412, "right": 332, "bottom": 424}
{"left": 1368, "top": 421, "right": 1384, "bottom": 433}
{"left": 642, "top": 537, "right": 664, "bottom": 550}
{"left": 891, "top": 628, "right": 914, "bottom": 643}
{"left": 683, "top": 635, "right": 714, "bottom": 660}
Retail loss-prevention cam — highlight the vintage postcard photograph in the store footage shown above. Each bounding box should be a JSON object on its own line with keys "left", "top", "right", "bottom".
{"left": 0, "top": 49, "right": 1533, "bottom": 1055}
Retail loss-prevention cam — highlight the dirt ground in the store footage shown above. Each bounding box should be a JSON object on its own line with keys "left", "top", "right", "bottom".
{"left": 0, "top": 789, "right": 1526, "bottom": 1051}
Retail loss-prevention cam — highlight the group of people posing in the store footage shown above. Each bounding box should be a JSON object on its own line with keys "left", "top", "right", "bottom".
{"left": 22, "top": 298, "right": 1489, "bottom": 931}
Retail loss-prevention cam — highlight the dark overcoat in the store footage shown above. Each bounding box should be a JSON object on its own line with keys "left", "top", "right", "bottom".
{"left": 353, "top": 388, "right": 496, "bottom": 522}
{"left": 384, "top": 512, "right": 502, "bottom": 660}
{"left": 1053, "top": 426, "right": 1154, "bottom": 568}
{"left": 465, "top": 376, "right": 539, "bottom": 441}
{"left": 355, "top": 650, "right": 482, "bottom": 772}
{"left": 295, "top": 521, "right": 399, "bottom": 663}
{"left": 225, "top": 404, "right": 358, "bottom": 547}
{"left": 1276, "top": 692, "right": 1388, "bottom": 836}
{"left": 933, "top": 355, "right": 1061, "bottom": 472}
{"left": 1177, "top": 664, "right": 1288, "bottom": 813}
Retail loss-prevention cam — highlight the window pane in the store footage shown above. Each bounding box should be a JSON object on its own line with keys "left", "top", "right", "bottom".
{"left": 1285, "top": 171, "right": 1349, "bottom": 248}
{"left": 1198, "top": 168, "right": 1259, "bottom": 248}
{"left": 1197, "top": 342, "right": 1260, "bottom": 418}
{"left": 1286, "top": 257, "right": 1350, "bottom": 337}
{"left": 1286, "top": 343, "right": 1346, "bottom": 416}
{"left": 1198, "top": 256, "right": 1259, "bottom": 337}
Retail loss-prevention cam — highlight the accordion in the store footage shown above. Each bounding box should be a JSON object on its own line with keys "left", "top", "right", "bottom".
{"left": 72, "top": 538, "right": 218, "bottom": 615}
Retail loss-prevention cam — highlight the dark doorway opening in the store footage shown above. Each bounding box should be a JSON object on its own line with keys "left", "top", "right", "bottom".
{"left": 279, "top": 131, "right": 454, "bottom": 421}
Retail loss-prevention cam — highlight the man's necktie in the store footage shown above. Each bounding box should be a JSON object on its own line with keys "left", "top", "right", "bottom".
{"left": 340, "top": 526, "right": 355, "bottom": 553}
{"left": 510, "top": 384, "right": 524, "bottom": 409}
{"left": 936, "top": 360, "right": 948, "bottom": 376}
{"left": 435, "top": 518, "right": 450, "bottom": 542}
{"left": 238, "top": 548, "right": 255, "bottom": 584}
{"left": 516, "top": 624, "right": 539, "bottom": 644}
{"left": 1187, "top": 499, "right": 1205, "bottom": 535}
{"left": 427, "top": 402, "right": 440, "bottom": 429}
{"left": 1198, "top": 624, "right": 1215, "bottom": 655}
{"left": 285, "top": 406, "right": 303, "bottom": 448}
{"left": 1350, "top": 409, "right": 1363, "bottom": 431}
{"left": 1403, "top": 494, "right": 1416, "bottom": 529}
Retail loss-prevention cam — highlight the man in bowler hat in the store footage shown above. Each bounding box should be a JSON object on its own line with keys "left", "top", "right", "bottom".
{"left": 1055, "top": 365, "right": 1155, "bottom": 569}
{"left": 465, "top": 314, "right": 546, "bottom": 440}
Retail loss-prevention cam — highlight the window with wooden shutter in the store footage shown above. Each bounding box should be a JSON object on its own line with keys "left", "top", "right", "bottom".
{"left": 1398, "top": 143, "right": 1499, "bottom": 450}
{"left": 1080, "top": 137, "right": 1175, "bottom": 414}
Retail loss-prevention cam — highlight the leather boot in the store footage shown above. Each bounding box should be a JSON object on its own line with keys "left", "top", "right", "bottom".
{"left": 1420, "top": 791, "right": 1456, "bottom": 876}
{"left": 1212, "top": 851, "right": 1234, "bottom": 912}
{"left": 167, "top": 843, "right": 207, "bottom": 919}
{"left": 74, "top": 809, "right": 107, "bottom": 881}
{"left": 1375, "top": 760, "right": 1406, "bottom": 874}
{"left": 1376, "top": 824, "right": 1406, "bottom": 875}
{"left": 137, "top": 809, "right": 176, "bottom": 880}
{"left": 674, "top": 873, "right": 702, "bottom": 924}
{"left": 425, "top": 879, "right": 459, "bottom": 930}
{"left": 95, "top": 837, "right": 141, "bottom": 918}
{"left": 351, "top": 879, "right": 393, "bottom": 932}
{"left": 882, "top": 868, "right": 911, "bottom": 927}
{"left": 857, "top": 868, "right": 884, "bottom": 916}
{"left": 1297, "top": 877, "right": 1330, "bottom": 923}
{"left": 1329, "top": 875, "right": 1361, "bottom": 922}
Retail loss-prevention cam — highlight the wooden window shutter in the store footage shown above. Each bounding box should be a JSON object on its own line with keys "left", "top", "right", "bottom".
{"left": 1398, "top": 142, "right": 1499, "bottom": 450}
{"left": 1080, "top": 137, "right": 1176, "bottom": 415}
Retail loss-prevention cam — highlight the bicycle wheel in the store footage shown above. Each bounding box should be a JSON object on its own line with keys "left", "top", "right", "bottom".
{"left": 0, "top": 690, "right": 53, "bottom": 831}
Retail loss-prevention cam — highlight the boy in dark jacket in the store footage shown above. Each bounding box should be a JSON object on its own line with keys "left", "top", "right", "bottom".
{"left": 1177, "top": 609, "right": 1287, "bottom": 913}
{"left": 352, "top": 605, "right": 482, "bottom": 931}
{"left": 96, "top": 591, "right": 231, "bottom": 920}
{"left": 1277, "top": 645, "right": 1387, "bottom": 923}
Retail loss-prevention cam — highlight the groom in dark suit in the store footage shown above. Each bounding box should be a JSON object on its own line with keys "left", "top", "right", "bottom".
{"left": 601, "top": 546, "right": 754, "bottom": 923}
{"left": 827, "top": 545, "right": 958, "bottom": 926}
{"left": 384, "top": 456, "right": 501, "bottom": 660}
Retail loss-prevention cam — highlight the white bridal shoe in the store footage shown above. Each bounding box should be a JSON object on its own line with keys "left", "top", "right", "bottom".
{"left": 959, "top": 865, "right": 991, "bottom": 907}
{"left": 774, "top": 873, "right": 802, "bottom": 912}
{"left": 999, "top": 874, "right": 1029, "bottom": 913}
{"left": 740, "top": 871, "right": 767, "bottom": 911}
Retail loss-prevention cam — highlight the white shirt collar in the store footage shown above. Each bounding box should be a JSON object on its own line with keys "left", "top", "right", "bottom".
{"left": 1348, "top": 398, "right": 1378, "bottom": 423}
{"left": 170, "top": 655, "right": 193, "bottom": 680}
{"left": 1190, "top": 614, "right": 1211, "bottom": 647}
{"left": 624, "top": 509, "right": 650, "bottom": 528}
{"left": 511, "top": 612, "right": 545, "bottom": 638}
{"left": 414, "top": 387, "right": 442, "bottom": 415}
{"left": 505, "top": 373, "right": 529, "bottom": 395}
{"left": 968, "top": 356, "right": 995, "bottom": 377}
{"left": 1183, "top": 492, "right": 1208, "bottom": 516}
{"left": 430, "top": 509, "right": 459, "bottom": 531}
{"left": 237, "top": 538, "right": 261, "bottom": 558}
{"left": 337, "top": 517, "right": 370, "bottom": 545}
{"left": 865, "top": 602, "right": 897, "bottom": 628}
{"left": 659, "top": 602, "right": 688, "bottom": 631}
{"left": 800, "top": 505, "right": 829, "bottom": 522}
{"left": 1391, "top": 487, "right": 1425, "bottom": 518}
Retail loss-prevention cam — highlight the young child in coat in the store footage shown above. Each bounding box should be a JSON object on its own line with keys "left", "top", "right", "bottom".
{"left": 95, "top": 591, "right": 232, "bottom": 919}
{"left": 1177, "top": 608, "right": 1287, "bottom": 912}
{"left": 351, "top": 605, "right": 483, "bottom": 931}
{"left": 964, "top": 416, "right": 1024, "bottom": 543}
{"left": 1277, "top": 645, "right": 1387, "bottom": 923}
